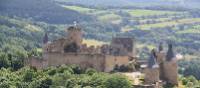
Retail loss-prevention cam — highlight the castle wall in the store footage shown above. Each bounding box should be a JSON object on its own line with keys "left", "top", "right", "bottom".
{"left": 44, "top": 53, "right": 106, "bottom": 71}
{"left": 25, "top": 57, "right": 48, "bottom": 69}
{"left": 104, "top": 55, "right": 130, "bottom": 72}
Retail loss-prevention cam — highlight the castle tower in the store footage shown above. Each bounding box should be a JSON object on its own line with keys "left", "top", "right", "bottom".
{"left": 156, "top": 42, "right": 166, "bottom": 81}
{"left": 163, "top": 43, "right": 178, "bottom": 85}
{"left": 144, "top": 49, "right": 160, "bottom": 84}
{"left": 158, "top": 42, "right": 163, "bottom": 52}
{"left": 66, "top": 23, "right": 83, "bottom": 47}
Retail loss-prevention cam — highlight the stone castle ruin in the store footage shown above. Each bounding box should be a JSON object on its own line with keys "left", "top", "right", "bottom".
{"left": 26, "top": 25, "right": 178, "bottom": 87}
{"left": 26, "top": 25, "right": 136, "bottom": 72}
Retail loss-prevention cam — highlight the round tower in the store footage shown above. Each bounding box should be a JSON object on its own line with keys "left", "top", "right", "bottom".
{"left": 144, "top": 49, "right": 160, "bottom": 84}
{"left": 163, "top": 43, "right": 178, "bottom": 85}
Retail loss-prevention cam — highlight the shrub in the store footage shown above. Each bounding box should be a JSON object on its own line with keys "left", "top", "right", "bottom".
{"left": 104, "top": 74, "right": 132, "bottom": 88}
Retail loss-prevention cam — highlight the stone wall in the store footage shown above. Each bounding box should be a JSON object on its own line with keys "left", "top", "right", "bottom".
{"left": 26, "top": 53, "right": 131, "bottom": 72}
{"left": 44, "top": 53, "right": 106, "bottom": 71}
{"left": 25, "top": 57, "right": 48, "bottom": 69}
{"left": 104, "top": 55, "right": 130, "bottom": 72}
{"left": 144, "top": 68, "right": 160, "bottom": 84}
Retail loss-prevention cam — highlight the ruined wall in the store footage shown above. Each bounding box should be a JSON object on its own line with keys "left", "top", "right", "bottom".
{"left": 104, "top": 55, "right": 130, "bottom": 72}
{"left": 44, "top": 53, "right": 106, "bottom": 71}
{"left": 43, "top": 38, "right": 66, "bottom": 53}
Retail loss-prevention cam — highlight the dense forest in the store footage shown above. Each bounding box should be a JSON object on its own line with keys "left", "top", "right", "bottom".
{"left": 1, "top": 0, "right": 200, "bottom": 87}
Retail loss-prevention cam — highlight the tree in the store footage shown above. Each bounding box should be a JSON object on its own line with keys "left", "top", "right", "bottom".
{"left": 0, "top": 53, "right": 10, "bottom": 68}
{"left": 104, "top": 74, "right": 132, "bottom": 88}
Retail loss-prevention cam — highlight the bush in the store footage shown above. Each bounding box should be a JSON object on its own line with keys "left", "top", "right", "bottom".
{"left": 0, "top": 54, "right": 10, "bottom": 68}
{"left": 104, "top": 74, "right": 132, "bottom": 88}
{"left": 85, "top": 68, "right": 97, "bottom": 75}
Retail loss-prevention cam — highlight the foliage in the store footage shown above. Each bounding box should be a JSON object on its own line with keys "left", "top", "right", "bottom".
{"left": 0, "top": 65, "right": 133, "bottom": 88}
{"left": 179, "top": 76, "right": 200, "bottom": 88}
{"left": 104, "top": 74, "right": 132, "bottom": 88}
{"left": 178, "top": 59, "right": 200, "bottom": 80}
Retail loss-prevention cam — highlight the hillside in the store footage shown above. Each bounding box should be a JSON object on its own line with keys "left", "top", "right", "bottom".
{"left": 0, "top": 0, "right": 94, "bottom": 24}
{"left": 1, "top": 0, "right": 200, "bottom": 85}
{"left": 56, "top": 0, "right": 200, "bottom": 8}
{"left": 60, "top": 5, "right": 200, "bottom": 59}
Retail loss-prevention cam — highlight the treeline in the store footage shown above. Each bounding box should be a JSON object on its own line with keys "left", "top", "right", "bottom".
{"left": 179, "top": 58, "right": 200, "bottom": 80}
{"left": 0, "top": 65, "right": 132, "bottom": 88}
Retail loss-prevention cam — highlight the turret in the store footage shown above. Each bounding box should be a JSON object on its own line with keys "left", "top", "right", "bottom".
{"left": 148, "top": 49, "right": 159, "bottom": 68}
{"left": 166, "top": 43, "right": 175, "bottom": 61}
{"left": 162, "top": 43, "right": 178, "bottom": 85}
{"left": 144, "top": 49, "right": 160, "bottom": 84}
{"left": 158, "top": 42, "right": 163, "bottom": 52}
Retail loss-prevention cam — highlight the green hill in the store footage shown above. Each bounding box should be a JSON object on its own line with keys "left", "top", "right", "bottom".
{"left": 0, "top": 0, "right": 94, "bottom": 24}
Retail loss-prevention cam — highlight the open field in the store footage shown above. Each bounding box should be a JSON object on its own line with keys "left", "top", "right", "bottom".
{"left": 126, "top": 9, "right": 179, "bottom": 17}
{"left": 82, "top": 39, "right": 107, "bottom": 47}
{"left": 61, "top": 5, "right": 95, "bottom": 13}
{"left": 136, "top": 18, "right": 200, "bottom": 30}
{"left": 98, "top": 13, "right": 121, "bottom": 22}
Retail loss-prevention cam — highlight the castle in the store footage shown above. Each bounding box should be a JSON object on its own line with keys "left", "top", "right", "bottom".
{"left": 26, "top": 24, "right": 178, "bottom": 87}
{"left": 26, "top": 25, "right": 136, "bottom": 72}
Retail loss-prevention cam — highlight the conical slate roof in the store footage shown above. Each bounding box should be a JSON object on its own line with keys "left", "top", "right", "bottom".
{"left": 166, "top": 43, "right": 175, "bottom": 61}
{"left": 43, "top": 33, "right": 48, "bottom": 44}
{"left": 148, "top": 49, "right": 158, "bottom": 68}
{"left": 158, "top": 42, "right": 163, "bottom": 52}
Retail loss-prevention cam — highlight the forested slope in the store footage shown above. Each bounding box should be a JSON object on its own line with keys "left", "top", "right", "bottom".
{"left": 0, "top": 0, "right": 93, "bottom": 24}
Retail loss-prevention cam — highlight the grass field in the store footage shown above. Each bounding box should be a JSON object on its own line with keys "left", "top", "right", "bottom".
{"left": 62, "top": 5, "right": 95, "bottom": 13}
{"left": 126, "top": 9, "right": 178, "bottom": 17}
{"left": 82, "top": 39, "right": 107, "bottom": 47}
{"left": 98, "top": 13, "right": 121, "bottom": 22}
{"left": 61, "top": 5, "right": 200, "bottom": 34}
{"left": 177, "top": 29, "right": 200, "bottom": 34}
{"left": 137, "top": 18, "right": 200, "bottom": 30}
{"left": 177, "top": 25, "right": 200, "bottom": 34}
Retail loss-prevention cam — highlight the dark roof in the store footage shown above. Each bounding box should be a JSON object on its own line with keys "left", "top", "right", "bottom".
{"left": 166, "top": 44, "right": 175, "bottom": 61}
{"left": 158, "top": 42, "right": 163, "bottom": 52}
{"left": 148, "top": 49, "right": 158, "bottom": 68}
{"left": 43, "top": 33, "right": 48, "bottom": 44}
